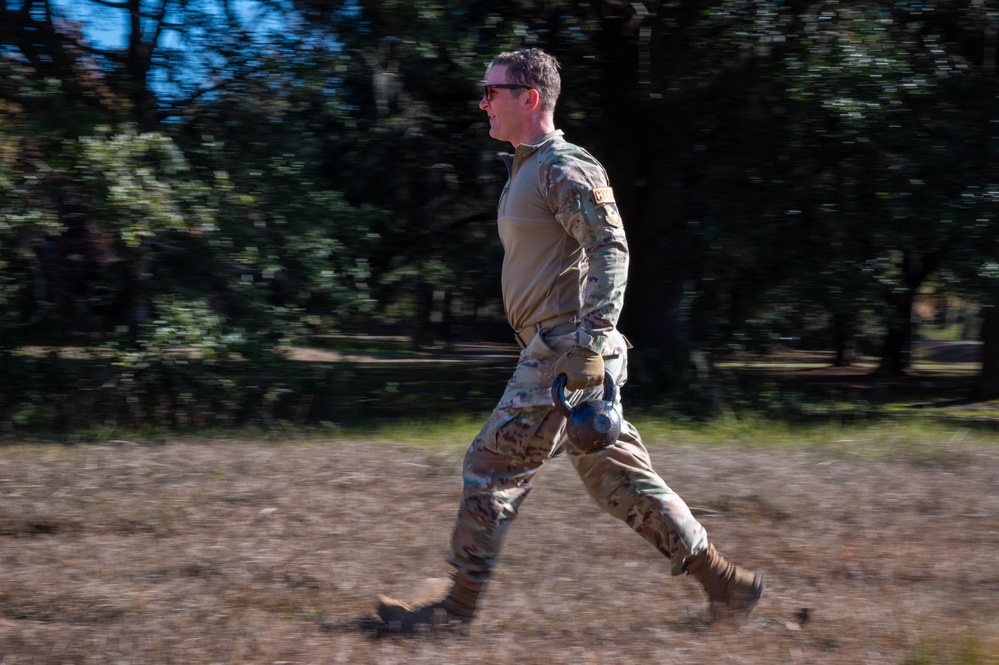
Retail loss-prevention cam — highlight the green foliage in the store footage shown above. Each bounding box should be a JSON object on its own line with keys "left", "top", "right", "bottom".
{"left": 76, "top": 128, "right": 215, "bottom": 246}
{"left": 1, "top": 32, "right": 389, "bottom": 430}
{"left": 631, "top": 0, "right": 999, "bottom": 378}
{"left": 3, "top": 0, "right": 999, "bottom": 430}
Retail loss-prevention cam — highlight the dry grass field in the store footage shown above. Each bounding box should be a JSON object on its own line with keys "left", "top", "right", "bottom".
{"left": 2, "top": 428, "right": 998, "bottom": 665}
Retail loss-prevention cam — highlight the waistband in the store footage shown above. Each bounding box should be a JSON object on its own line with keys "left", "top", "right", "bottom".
{"left": 513, "top": 313, "right": 578, "bottom": 350}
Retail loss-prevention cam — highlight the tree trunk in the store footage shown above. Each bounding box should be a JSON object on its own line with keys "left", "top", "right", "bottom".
{"left": 877, "top": 327, "right": 909, "bottom": 376}
{"left": 125, "top": 0, "right": 158, "bottom": 130}
{"left": 595, "top": 6, "right": 694, "bottom": 392}
{"left": 877, "top": 252, "right": 940, "bottom": 377}
{"left": 877, "top": 296, "right": 915, "bottom": 376}
{"left": 978, "top": 305, "right": 999, "bottom": 399}
{"left": 831, "top": 313, "right": 855, "bottom": 367}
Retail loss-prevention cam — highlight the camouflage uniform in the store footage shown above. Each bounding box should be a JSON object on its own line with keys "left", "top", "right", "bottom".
{"left": 448, "top": 131, "right": 708, "bottom": 583}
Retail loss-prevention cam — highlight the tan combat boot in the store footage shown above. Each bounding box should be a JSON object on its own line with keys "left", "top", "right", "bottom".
{"left": 376, "top": 576, "right": 484, "bottom": 635}
{"left": 684, "top": 544, "right": 765, "bottom": 618}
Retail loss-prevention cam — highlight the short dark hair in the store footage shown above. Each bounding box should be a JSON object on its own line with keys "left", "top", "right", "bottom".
{"left": 490, "top": 48, "right": 561, "bottom": 113}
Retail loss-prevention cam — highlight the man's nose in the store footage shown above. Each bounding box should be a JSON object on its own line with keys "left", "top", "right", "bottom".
{"left": 479, "top": 96, "right": 489, "bottom": 110}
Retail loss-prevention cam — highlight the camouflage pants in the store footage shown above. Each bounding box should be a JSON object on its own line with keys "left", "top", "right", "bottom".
{"left": 448, "top": 325, "right": 708, "bottom": 584}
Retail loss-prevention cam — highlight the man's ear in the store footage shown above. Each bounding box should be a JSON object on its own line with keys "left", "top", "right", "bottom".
{"left": 524, "top": 88, "right": 541, "bottom": 111}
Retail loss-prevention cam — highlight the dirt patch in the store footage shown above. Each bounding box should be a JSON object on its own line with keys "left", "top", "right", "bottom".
{"left": 1, "top": 437, "right": 998, "bottom": 664}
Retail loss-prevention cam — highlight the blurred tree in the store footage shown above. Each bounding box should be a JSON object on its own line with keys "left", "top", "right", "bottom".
{"left": 0, "top": 0, "right": 389, "bottom": 428}
{"left": 277, "top": 0, "right": 522, "bottom": 346}
{"left": 0, "top": 0, "right": 298, "bottom": 128}
{"left": 3, "top": 0, "right": 997, "bottom": 429}
{"left": 204, "top": 0, "right": 999, "bottom": 385}
{"left": 602, "top": 0, "right": 999, "bottom": 383}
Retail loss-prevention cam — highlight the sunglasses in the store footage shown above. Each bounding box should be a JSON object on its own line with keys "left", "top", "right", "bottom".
{"left": 483, "top": 83, "right": 531, "bottom": 101}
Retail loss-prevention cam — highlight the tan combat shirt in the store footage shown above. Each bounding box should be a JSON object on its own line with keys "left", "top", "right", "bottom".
{"left": 497, "top": 130, "right": 630, "bottom": 357}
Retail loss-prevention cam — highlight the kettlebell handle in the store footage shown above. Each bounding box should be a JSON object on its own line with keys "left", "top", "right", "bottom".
{"left": 552, "top": 369, "right": 618, "bottom": 417}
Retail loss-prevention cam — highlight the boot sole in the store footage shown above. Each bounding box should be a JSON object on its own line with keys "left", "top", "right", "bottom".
{"left": 710, "top": 571, "right": 766, "bottom": 623}
{"left": 375, "top": 596, "right": 470, "bottom": 636}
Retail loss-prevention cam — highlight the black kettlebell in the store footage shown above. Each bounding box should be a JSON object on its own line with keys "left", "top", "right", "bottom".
{"left": 551, "top": 369, "right": 621, "bottom": 454}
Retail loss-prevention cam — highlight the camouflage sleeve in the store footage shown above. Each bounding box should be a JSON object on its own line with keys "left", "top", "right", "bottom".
{"left": 543, "top": 148, "right": 629, "bottom": 356}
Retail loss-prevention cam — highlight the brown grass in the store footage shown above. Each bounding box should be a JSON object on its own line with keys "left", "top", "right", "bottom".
{"left": 2, "top": 434, "right": 998, "bottom": 664}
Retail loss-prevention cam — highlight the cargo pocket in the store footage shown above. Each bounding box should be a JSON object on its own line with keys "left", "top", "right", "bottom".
{"left": 497, "top": 359, "right": 557, "bottom": 409}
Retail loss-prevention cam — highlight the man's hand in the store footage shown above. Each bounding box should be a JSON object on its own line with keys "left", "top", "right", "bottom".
{"left": 554, "top": 346, "right": 605, "bottom": 391}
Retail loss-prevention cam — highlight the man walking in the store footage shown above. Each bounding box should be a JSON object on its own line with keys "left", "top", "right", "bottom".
{"left": 377, "top": 47, "right": 764, "bottom": 633}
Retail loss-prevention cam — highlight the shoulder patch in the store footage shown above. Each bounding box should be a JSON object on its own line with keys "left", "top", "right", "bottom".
{"left": 592, "top": 187, "right": 615, "bottom": 205}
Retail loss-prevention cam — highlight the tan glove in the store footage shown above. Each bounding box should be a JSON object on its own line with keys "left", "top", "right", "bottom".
{"left": 554, "top": 346, "right": 605, "bottom": 391}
